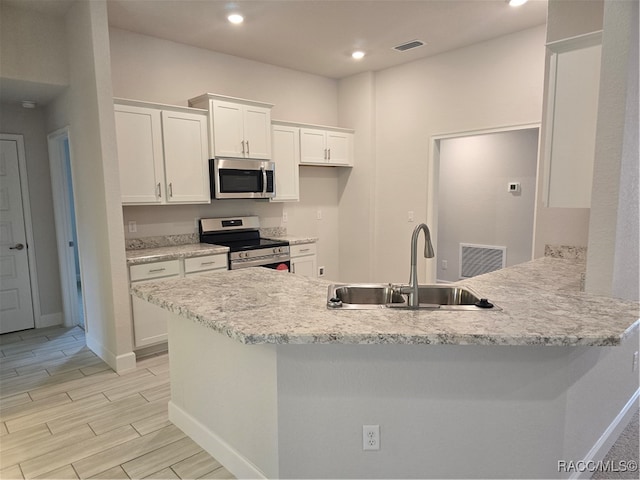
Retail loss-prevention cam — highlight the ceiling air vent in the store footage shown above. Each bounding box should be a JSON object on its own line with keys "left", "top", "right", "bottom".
{"left": 393, "top": 40, "right": 425, "bottom": 52}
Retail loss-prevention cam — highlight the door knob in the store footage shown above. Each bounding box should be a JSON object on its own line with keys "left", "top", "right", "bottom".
{"left": 10, "top": 243, "right": 24, "bottom": 250}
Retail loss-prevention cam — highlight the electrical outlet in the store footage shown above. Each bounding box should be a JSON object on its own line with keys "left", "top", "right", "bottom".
{"left": 363, "top": 425, "right": 380, "bottom": 451}
{"left": 317, "top": 209, "right": 323, "bottom": 220}
{"left": 282, "top": 212, "right": 288, "bottom": 223}
{"left": 408, "top": 211, "right": 414, "bottom": 222}
{"left": 442, "top": 259, "right": 448, "bottom": 270}
{"left": 128, "top": 221, "right": 137, "bottom": 233}
{"left": 633, "top": 351, "right": 638, "bottom": 372}
{"left": 318, "top": 266, "right": 325, "bottom": 277}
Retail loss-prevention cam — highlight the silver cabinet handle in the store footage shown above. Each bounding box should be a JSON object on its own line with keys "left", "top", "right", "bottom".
{"left": 299, "top": 248, "right": 310, "bottom": 253}
{"left": 10, "top": 243, "right": 24, "bottom": 251}
{"left": 324, "top": 148, "right": 327, "bottom": 160}
{"left": 246, "top": 140, "right": 250, "bottom": 156}
{"left": 168, "top": 182, "right": 173, "bottom": 198}
{"left": 157, "top": 183, "right": 162, "bottom": 198}
{"left": 241, "top": 140, "right": 245, "bottom": 155}
{"left": 200, "top": 261, "right": 216, "bottom": 266}
{"left": 148, "top": 267, "right": 166, "bottom": 273}
{"left": 328, "top": 148, "right": 331, "bottom": 161}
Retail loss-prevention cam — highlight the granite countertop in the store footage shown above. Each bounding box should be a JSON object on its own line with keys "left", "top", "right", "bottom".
{"left": 264, "top": 235, "right": 319, "bottom": 245}
{"left": 126, "top": 243, "right": 229, "bottom": 266}
{"left": 129, "top": 257, "right": 640, "bottom": 347}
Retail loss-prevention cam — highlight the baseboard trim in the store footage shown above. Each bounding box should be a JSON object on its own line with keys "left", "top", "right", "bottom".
{"left": 85, "top": 334, "right": 136, "bottom": 373}
{"left": 37, "top": 312, "right": 62, "bottom": 328}
{"left": 572, "top": 388, "right": 640, "bottom": 480}
{"left": 169, "top": 401, "right": 267, "bottom": 479}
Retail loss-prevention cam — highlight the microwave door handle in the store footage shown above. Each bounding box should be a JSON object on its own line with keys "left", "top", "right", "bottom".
{"left": 261, "top": 166, "right": 267, "bottom": 196}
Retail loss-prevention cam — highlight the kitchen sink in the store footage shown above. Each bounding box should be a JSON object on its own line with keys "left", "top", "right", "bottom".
{"left": 327, "top": 284, "right": 499, "bottom": 310}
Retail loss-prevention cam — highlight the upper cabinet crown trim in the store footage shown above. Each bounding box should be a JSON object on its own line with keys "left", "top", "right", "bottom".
{"left": 546, "top": 30, "right": 603, "bottom": 53}
{"left": 188, "top": 93, "right": 274, "bottom": 109}
{"left": 272, "top": 119, "right": 354, "bottom": 134}
{"left": 114, "top": 97, "right": 207, "bottom": 114}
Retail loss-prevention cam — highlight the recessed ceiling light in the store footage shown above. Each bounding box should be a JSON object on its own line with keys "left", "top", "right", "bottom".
{"left": 352, "top": 51, "right": 366, "bottom": 60}
{"left": 508, "top": 0, "right": 528, "bottom": 6}
{"left": 21, "top": 101, "right": 36, "bottom": 109}
{"left": 228, "top": 13, "right": 244, "bottom": 24}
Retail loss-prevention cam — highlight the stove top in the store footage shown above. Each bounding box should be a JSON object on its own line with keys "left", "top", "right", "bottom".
{"left": 213, "top": 237, "right": 289, "bottom": 252}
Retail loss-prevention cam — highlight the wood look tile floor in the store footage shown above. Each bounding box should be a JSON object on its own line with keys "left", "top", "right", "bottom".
{"left": 0, "top": 326, "right": 234, "bottom": 480}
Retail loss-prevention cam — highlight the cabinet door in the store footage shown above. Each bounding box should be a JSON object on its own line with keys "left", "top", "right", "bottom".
{"left": 545, "top": 42, "right": 601, "bottom": 208}
{"left": 291, "top": 255, "right": 317, "bottom": 277}
{"left": 162, "top": 110, "right": 210, "bottom": 204}
{"left": 327, "top": 131, "right": 353, "bottom": 166}
{"left": 212, "top": 100, "right": 245, "bottom": 157}
{"left": 114, "top": 105, "right": 164, "bottom": 204}
{"left": 271, "top": 125, "right": 300, "bottom": 202}
{"left": 244, "top": 105, "right": 272, "bottom": 159}
{"left": 300, "top": 128, "right": 327, "bottom": 164}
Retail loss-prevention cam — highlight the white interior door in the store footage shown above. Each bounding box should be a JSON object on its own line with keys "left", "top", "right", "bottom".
{"left": 0, "top": 137, "right": 35, "bottom": 333}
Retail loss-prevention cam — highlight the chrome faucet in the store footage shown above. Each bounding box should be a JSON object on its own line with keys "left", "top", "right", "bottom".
{"left": 400, "top": 223, "right": 435, "bottom": 308}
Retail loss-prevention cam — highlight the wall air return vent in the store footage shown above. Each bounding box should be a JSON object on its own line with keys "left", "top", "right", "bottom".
{"left": 393, "top": 40, "right": 425, "bottom": 52}
{"left": 459, "top": 243, "right": 507, "bottom": 279}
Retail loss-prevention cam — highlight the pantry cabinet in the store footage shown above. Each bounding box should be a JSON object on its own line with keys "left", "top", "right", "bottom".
{"left": 300, "top": 127, "right": 353, "bottom": 166}
{"left": 114, "top": 99, "right": 210, "bottom": 205}
{"left": 543, "top": 32, "right": 602, "bottom": 208}
{"left": 271, "top": 122, "right": 300, "bottom": 202}
{"left": 189, "top": 94, "right": 273, "bottom": 159}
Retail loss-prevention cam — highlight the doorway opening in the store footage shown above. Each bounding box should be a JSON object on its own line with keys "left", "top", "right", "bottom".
{"left": 47, "top": 128, "right": 85, "bottom": 329}
{"left": 428, "top": 124, "right": 541, "bottom": 284}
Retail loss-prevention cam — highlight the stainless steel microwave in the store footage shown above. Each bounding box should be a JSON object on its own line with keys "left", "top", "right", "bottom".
{"left": 209, "top": 158, "right": 275, "bottom": 199}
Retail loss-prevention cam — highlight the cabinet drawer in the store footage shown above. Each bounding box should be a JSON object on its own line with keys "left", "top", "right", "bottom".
{"left": 290, "top": 243, "right": 316, "bottom": 258}
{"left": 184, "top": 254, "right": 228, "bottom": 274}
{"left": 130, "top": 260, "right": 180, "bottom": 282}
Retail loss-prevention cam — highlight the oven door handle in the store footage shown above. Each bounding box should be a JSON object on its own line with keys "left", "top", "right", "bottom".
{"left": 261, "top": 166, "right": 267, "bottom": 196}
{"left": 231, "top": 255, "right": 290, "bottom": 269}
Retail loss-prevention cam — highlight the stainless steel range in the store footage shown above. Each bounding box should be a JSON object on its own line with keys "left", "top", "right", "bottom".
{"left": 199, "top": 216, "right": 290, "bottom": 271}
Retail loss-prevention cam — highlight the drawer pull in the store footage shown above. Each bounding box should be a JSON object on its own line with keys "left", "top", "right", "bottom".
{"left": 299, "top": 248, "right": 310, "bottom": 253}
{"left": 200, "top": 261, "right": 216, "bottom": 266}
{"left": 148, "top": 267, "right": 166, "bottom": 273}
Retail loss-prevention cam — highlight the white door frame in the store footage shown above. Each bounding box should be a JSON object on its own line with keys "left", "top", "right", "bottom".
{"left": 47, "top": 127, "right": 84, "bottom": 328}
{"left": 427, "top": 123, "right": 542, "bottom": 283}
{"left": 0, "top": 133, "right": 42, "bottom": 327}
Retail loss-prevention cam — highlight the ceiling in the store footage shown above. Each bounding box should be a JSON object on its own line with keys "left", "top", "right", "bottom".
{"left": 4, "top": 0, "right": 548, "bottom": 81}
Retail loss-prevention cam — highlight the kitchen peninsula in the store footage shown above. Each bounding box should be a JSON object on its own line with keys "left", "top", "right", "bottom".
{"left": 130, "top": 257, "right": 639, "bottom": 479}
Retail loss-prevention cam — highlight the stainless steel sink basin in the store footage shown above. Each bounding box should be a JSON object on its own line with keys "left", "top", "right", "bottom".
{"left": 327, "top": 284, "right": 499, "bottom": 310}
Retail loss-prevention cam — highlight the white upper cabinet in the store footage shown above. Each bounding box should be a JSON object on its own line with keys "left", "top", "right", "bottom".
{"left": 271, "top": 123, "right": 300, "bottom": 202}
{"left": 189, "top": 94, "right": 273, "bottom": 159}
{"left": 300, "top": 127, "right": 353, "bottom": 166}
{"left": 543, "top": 32, "right": 602, "bottom": 208}
{"left": 115, "top": 104, "right": 164, "bottom": 204}
{"left": 114, "top": 99, "right": 210, "bottom": 205}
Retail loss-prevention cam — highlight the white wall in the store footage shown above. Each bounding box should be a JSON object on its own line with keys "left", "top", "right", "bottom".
{"left": 109, "top": 27, "right": 344, "bottom": 280}
{"left": 586, "top": 0, "right": 639, "bottom": 301}
{"left": 371, "top": 26, "right": 546, "bottom": 283}
{"left": 437, "top": 129, "right": 539, "bottom": 283}
{"left": 0, "top": 104, "right": 63, "bottom": 322}
{"left": 337, "top": 72, "right": 376, "bottom": 282}
{"left": 46, "top": 0, "right": 133, "bottom": 371}
{"left": 0, "top": 4, "right": 69, "bottom": 90}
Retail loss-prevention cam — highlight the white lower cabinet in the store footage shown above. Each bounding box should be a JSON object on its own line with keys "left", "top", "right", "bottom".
{"left": 129, "top": 254, "right": 228, "bottom": 348}
{"left": 290, "top": 243, "right": 317, "bottom": 277}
